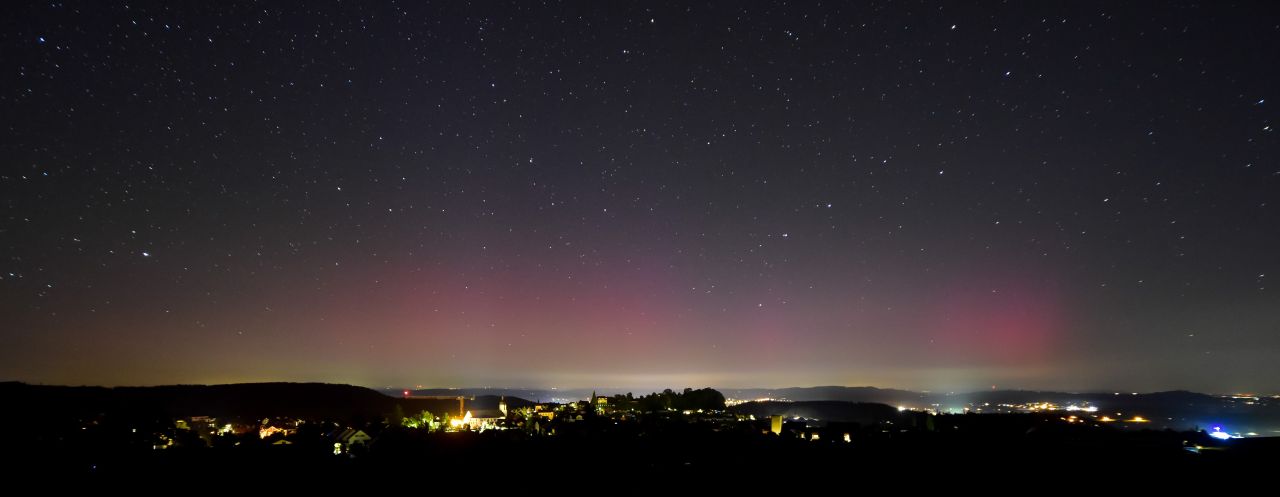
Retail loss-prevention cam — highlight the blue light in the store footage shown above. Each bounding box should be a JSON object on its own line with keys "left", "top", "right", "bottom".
{"left": 1209, "top": 426, "right": 1237, "bottom": 440}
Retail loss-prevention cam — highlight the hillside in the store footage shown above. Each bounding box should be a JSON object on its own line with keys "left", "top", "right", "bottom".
{"left": 729, "top": 400, "right": 900, "bottom": 424}
{"left": 0, "top": 381, "right": 529, "bottom": 423}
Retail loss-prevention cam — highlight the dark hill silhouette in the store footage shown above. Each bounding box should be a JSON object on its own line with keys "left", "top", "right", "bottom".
{"left": 0, "top": 381, "right": 531, "bottom": 423}
{"left": 729, "top": 400, "right": 900, "bottom": 424}
{"left": 722, "top": 386, "right": 928, "bottom": 405}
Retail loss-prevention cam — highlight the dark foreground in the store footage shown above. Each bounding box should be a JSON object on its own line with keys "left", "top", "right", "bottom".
{"left": 11, "top": 417, "right": 1277, "bottom": 490}
{"left": 4, "top": 381, "right": 1275, "bottom": 489}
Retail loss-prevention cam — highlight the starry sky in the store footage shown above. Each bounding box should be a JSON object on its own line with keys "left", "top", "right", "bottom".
{"left": 2, "top": 1, "right": 1278, "bottom": 394}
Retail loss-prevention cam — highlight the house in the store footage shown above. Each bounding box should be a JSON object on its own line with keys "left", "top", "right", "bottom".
{"left": 259, "top": 418, "right": 296, "bottom": 440}
{"left": 451, "top": 409, "right": 506, "bottom": 431}
{"left": 333, "top": 428, "right": 371, "bottom": 454}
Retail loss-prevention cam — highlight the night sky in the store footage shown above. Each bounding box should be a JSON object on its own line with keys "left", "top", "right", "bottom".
{"left": 2, "top": 1, "right": 1278, "bottom": 393}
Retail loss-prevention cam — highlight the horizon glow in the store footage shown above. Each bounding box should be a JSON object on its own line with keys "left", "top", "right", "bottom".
{"left": 2, "top": 2, "right": 1277, "bottom": 393}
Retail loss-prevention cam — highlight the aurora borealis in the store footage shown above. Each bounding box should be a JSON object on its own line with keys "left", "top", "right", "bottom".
{"left": 2, "top": 1, "right": 1278, "bottom": 393}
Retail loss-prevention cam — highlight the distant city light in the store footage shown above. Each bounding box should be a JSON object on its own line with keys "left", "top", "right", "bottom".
{"left": 1209, "top": 426, "right": 1239, "bottom": 440}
